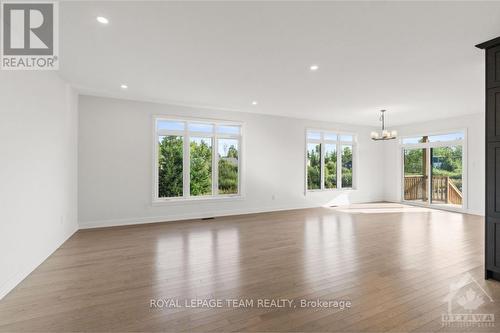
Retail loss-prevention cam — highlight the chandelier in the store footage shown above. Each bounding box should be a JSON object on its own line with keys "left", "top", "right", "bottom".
{"left": 370, "top": 110, "right": 397, "bottom": 141}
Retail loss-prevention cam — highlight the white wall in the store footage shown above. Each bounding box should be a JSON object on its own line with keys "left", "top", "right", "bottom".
{"left": 0, "top": 72, "right": 79, "bottom": 300}
{"left": 383, "top": 113, "right": 485, "bottom": 215}
{"left": 78, "top": 95, "right": 386, "bottom": 228}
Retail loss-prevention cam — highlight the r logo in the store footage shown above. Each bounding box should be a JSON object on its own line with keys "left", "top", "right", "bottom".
{"left": 1, "top": 1, "right": 58, "bottom": 69}
{"left": 2, "top": 3, "right": 54, "bottom": 55}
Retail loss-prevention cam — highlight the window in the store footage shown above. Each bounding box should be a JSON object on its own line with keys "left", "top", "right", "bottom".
{"left": 307, "top": 143, "right": 321, "bottom": 189}
{"left": 324, "top": 144, "right": 337, "bottom": 189}
{"left": 218, "top": 138, "right": 239, "bottom": 194}
{"left": 190, "top": 137, "right": 212, "bottom": 196}
{"left": 306, "top": 130, "right": 356, "bottom": 191}
{"left": 341, "top": 144, "right": 353, "bottom": 188}
{"left": 155, "top": 117, "right": 242, "bottom": 200}
{"left": 401, "top": 131, "right": 465, "bottom": 209}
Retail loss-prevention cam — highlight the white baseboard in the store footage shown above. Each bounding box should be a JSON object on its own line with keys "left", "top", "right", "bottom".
{"left": 79, "top": 199, "right": 484, "bottom": 229}
{"left": 79, "top": 203, "right": 320, "bottom": 229}
{"left": 0, "top": 226, "right": 78, "bottom": 300}
{"left": 466, "top": 209, "right": 485, "bottom": 216}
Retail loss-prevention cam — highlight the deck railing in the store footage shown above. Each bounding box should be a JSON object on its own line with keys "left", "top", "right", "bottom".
{"left": 404, "top": 175, "right": 462, "bottom": 205}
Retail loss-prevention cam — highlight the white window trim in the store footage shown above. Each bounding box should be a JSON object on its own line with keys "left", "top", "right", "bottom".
{"left": 304, "top": 128, "right": 358, "bottom": 194}
{"left": 152, "top": 115, "right": 244, "bottom": 204}
{"left": 399, "top": 128, "right": 468, "bottom": 213}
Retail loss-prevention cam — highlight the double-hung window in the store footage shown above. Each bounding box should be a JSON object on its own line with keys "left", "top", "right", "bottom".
{"left": 306, "top": 129, "right": 356, "bottom": 191}
{"left": 154, "top": 117, "right": 242, "bottom": 201}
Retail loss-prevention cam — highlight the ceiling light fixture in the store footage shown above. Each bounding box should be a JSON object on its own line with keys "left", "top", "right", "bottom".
{"left": 120, "top": 84, "right": 128, "bottom": 89}
{"left": 370, "top": 110, "right": 397, "bottom": 141}
{"left": 252, "top": 101, "right": 258, "bottom": 105}
{"left": 96, "top": 16, "right": 109, "bottom": 24}
{"left": 309, "top": 64, "right": 319, "bottom": 71}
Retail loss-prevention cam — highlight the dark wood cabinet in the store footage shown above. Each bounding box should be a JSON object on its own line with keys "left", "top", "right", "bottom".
{"left": 486, "top": 217, "right": 500, "bottom": 269}
{"left": 487, "top": 45, "right": 500, "bottom": 89}
{"left": 486, "top": 88, "right": 500, "bottom": 141}
{"left": 477, "top": 36, "right": 500, "bottom": 281}
{"left": 486, "top": 142, "right": 500, "bottom": 217}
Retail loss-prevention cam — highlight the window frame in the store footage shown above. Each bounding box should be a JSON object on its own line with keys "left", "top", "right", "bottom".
{"left": 304, "top": 128, "right": 357, "bottom": 193}
{"left": 153, "top": 115, "right": 243, "bottom": 204}
{"left": 399, "top": 128, "right": 468, "bottom": 212}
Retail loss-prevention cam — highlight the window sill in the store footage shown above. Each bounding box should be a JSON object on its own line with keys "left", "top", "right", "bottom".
{"left": 152, "top": 195, "right": 244, "bottom": 206}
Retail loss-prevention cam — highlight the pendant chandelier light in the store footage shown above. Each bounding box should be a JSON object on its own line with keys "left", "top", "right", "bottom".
{"left": 370, "top": 109, "right": 397, "bottom": 141}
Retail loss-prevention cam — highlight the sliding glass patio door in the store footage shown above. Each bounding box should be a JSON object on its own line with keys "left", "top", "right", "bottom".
{"left": 401, "top": 132, "right": 465, "bottom": 210}
{"left": 403, "top": 148, "right": 427, "bottom": 203}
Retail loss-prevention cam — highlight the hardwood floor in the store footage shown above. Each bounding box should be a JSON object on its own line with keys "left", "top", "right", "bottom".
{"left": 1, "top": 203, "right": 499, "bottom": 332}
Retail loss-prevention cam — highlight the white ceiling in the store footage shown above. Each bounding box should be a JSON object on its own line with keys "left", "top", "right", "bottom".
{"left": 59, "top": 1, "right": 500, "bottom": 126}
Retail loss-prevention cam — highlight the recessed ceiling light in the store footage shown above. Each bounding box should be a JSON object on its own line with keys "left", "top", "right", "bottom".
{"left": 252, "top": 101, "right": 258, "bottom": 105}
{"left": 310, "top": 64, "right": 319, "bottom": 71}
{"left": 96, "top": 16, "right": 109, "bottom": 24}
{"left": 120, "top": 84, "right": 128, "bottom": 89}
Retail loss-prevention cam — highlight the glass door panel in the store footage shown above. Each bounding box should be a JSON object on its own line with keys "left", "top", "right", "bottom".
{"left": 403, "top": 148, "right": 427, "bottom": 203}
{"left": 430, "top": 146, "right": 463, "bottom": 207}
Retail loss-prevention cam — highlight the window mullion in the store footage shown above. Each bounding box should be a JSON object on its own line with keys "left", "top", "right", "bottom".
{"left": 154, "top": 135, "right": 159, "bottom": 200}
{"left": 353, "top": 143, "right": 356, "bottom": 189}
{"left": 337, "top": 142, "right": 342, "bottom": 189}
{"left": 238, "top": 137, "right": 242, "bottom": 195}
{"left": 183, "top": 124, "right": 190, "bottom": 197}
{"left": 426, "top": 147, "right": 431, "bottom": 205}
{"left": 320, "top": 142, "right": 325, "bottom": 190}
{"left": 213, "top": 134, "right": 219, "bottom": 196}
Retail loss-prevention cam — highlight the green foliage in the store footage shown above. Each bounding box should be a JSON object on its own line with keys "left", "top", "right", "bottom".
{"left": 227, "top": 145, "right": 238, "bottom": 159}
{"left": 404, "top": 149, "right": 423, "bottom": 175}
{"left": 342, "top": 146, "right": 353, "bottom": 188}
{"left": 431, "top": 146, "right": 462, "bottom": 191}
{"left": 158, "top": 136, "right": 183, "bottom": 197}
{"left": 324, "top": 148, "right": 337, "bottom": 189}
{"left": 219, "top": 160, "right": 238, "bottom": 193}
{"left": 158, "top": 136, "right": 240, "bottom": 197}
{"left": 219, "top": 143, "right": 239, "bottom": 194}
{"left": 190, "top": 139, "right": 212, "bottom": 196}
{"left": 308, "top": 144, "right": 353, "bottom": 189}
{"left": 307, "top": 144, "right": 321, "bottom": 189}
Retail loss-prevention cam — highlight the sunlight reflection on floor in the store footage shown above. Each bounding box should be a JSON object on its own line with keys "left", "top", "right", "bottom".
{"left": 327, "top": 202, "right": 435, "bottom": 214}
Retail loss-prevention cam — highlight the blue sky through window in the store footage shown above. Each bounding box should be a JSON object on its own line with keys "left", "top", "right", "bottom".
{"left": 402, "top": 132, "right": 464, "bottom": 144}
{"left": 157, "top": 120, "right": 184, "bottom": 131}
{"left": 218, "top": 138, "right": 238, "bottom": 157}
{"left": 188, "top": 123, "right": 213, "bottom": 132}
{"left": 217, "top": 125, "right": 240, "bottom": 135}
{"left": 428, "top": 132, "right": 464, "bottom": 142}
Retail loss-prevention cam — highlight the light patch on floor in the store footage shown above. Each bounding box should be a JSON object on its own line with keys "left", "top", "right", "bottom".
{"left": 329, "top": 202, "right": 435, "bottom": 214}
